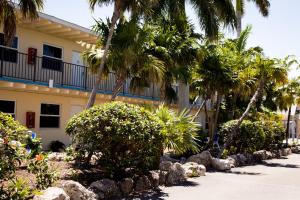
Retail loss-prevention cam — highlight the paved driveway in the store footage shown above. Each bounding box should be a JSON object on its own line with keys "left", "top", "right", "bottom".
{"left": 136, "top": 154, "right": 300, "bottom": 200}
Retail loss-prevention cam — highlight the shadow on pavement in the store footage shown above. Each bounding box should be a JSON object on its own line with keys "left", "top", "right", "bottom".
{"left": 207, "top": 170, "right": 261, "bottom": 176}
{"left": 260, "top": 161, "right": 300, "bottom": 168}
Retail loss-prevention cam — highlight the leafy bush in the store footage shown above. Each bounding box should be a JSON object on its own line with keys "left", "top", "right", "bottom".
{"left": 27, "top": 154, "right": 58, "bottom": 190}
{"left": 66, "top": 102, "right": 163, "bottom": 178}
{"left": 220, "top": 120, "right": 285, "bottom": 154}
{"left": 49, "top": 140, "right": 65, "bottom": 152}
{"left": 155, "top": 105, "right": 200, "bottom": 155}
{"left": 24, "top": 132, "right": 42, "bottom": 159}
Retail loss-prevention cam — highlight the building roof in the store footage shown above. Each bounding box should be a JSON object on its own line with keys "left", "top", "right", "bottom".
{"left": 18, "top": 10, "right": 98, "bottom": 48}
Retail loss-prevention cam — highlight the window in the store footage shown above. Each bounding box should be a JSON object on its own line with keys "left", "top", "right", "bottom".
{"left": 42, "top": 44, "right": 63, "bottom": 71}
{"left": 0, "top": 100, "right": 16, "bottom": 118}
{"left": 40, "top": 103, "right": 60, "bottom": 128}
{"left": 0, "top": 33, "right": 18, "bottom": 63}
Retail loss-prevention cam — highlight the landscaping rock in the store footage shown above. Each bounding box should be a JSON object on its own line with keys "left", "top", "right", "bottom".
{"left": 159, "top": 171, "right": 168, "bottom": 185}
{"left": 182, "top": 162, "right": 206, "bottom": 177}
{"left": 148, "top": 171, "right": 160, "bottom": 188}
{"left": 281, "top": 148, "right": 292, "bottom": 156}
{"left": 186, "top": 151, "right": 212, "bottom": 167}
{"left": 253, "top": 150, "right": 268, "bottom": 162}
{"left": 119, "top": 178, "right": 134, "bottom": 196}
{"left": 292, "top": 146, "right": 300, "bottom": 154}
{"left": 266, "top": 151, "right": 273, "bottom": 159}
{"left": 159, "top": 161, "right": 173, "bottom": 171}
{"left": 272, "top": 149, "right": 282, "bottom": 158}
{"left": 236, "top": 154, "right": 247, "bottom": 166}
{"left": 228, "top": 155, "right": 239, "bottom": 167}
{"left": 211, "top": 158, "right": 231, "bottom": 171}
{"left": 160, "top": 155, "right": 179, "bottom": 163}
{"left": 135, "top": 175, "right": 152, "bottom": 192}
{"left": 61, "top": 180, "right": 97, "bottom": 200}
{"left": 48, "top": 152, "right": 66, "bottom": 162}
{"left": 89, "top": 179, "right": 121, "bottom": 199}
{"left": 34, "top": 187, "right": 70, "bottom": 200}
{"left": 166, "top": 163, "right": 186, "bottom": 185}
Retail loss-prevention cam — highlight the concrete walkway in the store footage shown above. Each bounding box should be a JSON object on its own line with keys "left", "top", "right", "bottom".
{"left": 137, "top": 154, "right": 300, "bottom": 200}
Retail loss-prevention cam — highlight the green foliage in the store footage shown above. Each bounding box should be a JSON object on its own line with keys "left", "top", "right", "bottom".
{"left": 66, "top": 102, "right": 163, "bottom": 178}
{"left": 155, "top": 105, "right": 200, "bottom": 155}
{"left": 27, "top": 154, "right": 58, "bottom": 190}
{"left": 2, "top": 178, "right": 33, "bottom": 200}
{"left": 220, "top": 120, "right": 284, "bottom": 154}
{"left": 24, "top": 134, "right": 42, "bottom": 159}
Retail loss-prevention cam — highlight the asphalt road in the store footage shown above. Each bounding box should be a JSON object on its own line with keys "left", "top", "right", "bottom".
{"left": 137, "top": 154, "right": 300, "bottom": 200}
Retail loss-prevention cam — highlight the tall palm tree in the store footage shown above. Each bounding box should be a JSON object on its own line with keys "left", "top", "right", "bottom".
{"left": 235, "top": 0, "right": 270, "bottom": 36}
{"left": 86, "top": 0, "right": 159, "bottom": 108}
{"left": 83, "top": 18, "right": 165, "bottom": 101}
{"left": 0, "top": 0, "right": 43, "bottom": 45}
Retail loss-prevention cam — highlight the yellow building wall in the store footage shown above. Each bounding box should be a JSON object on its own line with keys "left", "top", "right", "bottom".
{"left": 0, "top": 89, "right": 109, "bottom": 149}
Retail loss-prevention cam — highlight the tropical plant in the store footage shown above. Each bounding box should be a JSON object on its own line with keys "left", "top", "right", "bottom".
{"left": 0, "top": 0, "right": 43, "bottom": 45}
{"left": 66, "top": 102, "right": 163, "bottom": 178}
{"left": 86, "top": 0, "right": 159, "bottom": 108}
{"left": 83, "top": 18, "right": 165, "bottom": 100}
{"left": 235, "top": 0, "right": 270, "bottom": 36}
{"left": 155, "top": 105, "right": 200, "bottom": 154}
{"left": 27, "top": 153, "right": 58, "bottom": 190}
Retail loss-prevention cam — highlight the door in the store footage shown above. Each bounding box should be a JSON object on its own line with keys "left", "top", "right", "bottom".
{"left": 71, "top": 51, "right": 85, "bottom": 87}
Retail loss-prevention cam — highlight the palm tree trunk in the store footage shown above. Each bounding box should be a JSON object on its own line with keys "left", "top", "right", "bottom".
{"left": 236, "top": 9, "right": 242, "bottom": 37}
{"left": 111, "top": 75, "right": 125, "bottom": 101}
{"left": 86, "top": 5, "right": 120, "bottom": 108}
{"left": 236, "top": 78, "right": 265, "bottom": 129}
{"left": 211, "top": 94, "right": 222, "bottom": 140}
{"left": 178, "top": 80, "right": 190, "bottom": 112}
{"left": 192, "top": 98, "right": 206, "bottom": 121}
{"left": 286, "top": 106, "right": 292, "bottom": 146}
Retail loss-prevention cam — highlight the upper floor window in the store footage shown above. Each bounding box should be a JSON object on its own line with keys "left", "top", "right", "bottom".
{"left": 42, "top": 44, "right": 63, "bottom": 71}
{"left": 40, "top": 103, "right": 60, "bottom": 128}
{"left": 0, "top": 100, "right": 16, "bottom": 118}
{"left": 0, "top": 33, "right": 18, "bottom": 63}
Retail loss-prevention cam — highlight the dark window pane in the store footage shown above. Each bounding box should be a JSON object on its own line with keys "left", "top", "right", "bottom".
{"left": 0, "top": 100, "right": 15, "bottom": 113}
{"left": 43, "top": 45, "right": 62, "bottom": 59}
{"left": 42, "top": 57, "right": 63, "bottom": 71}
{"left": 0, "top": 47, "right": 18, "bottom": 63}
{"left": 0, "top": 33, "right": 18, "bottom": 48}
{"left": 40, "top": 116, "right": 60, "bottom": 128}
{"left": 41, "top": 104, "right": 60, "bottom": 115}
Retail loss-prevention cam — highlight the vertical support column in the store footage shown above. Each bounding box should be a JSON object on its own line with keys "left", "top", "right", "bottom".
{"left": 0, "top": 49, "right": 3, "bottom": 77}
{"left": 84, "top": 67, "right": 88, "bottom": 90}
{"left": 61, "top": 62, "right": 64, "bottom": 86}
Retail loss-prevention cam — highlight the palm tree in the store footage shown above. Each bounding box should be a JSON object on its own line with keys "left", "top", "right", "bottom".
{"left": 83, "top": 18, "right": 164, "bottom": 101}
{"left": 235, "top": 0, "right": 270, "bottom": 36}
{"left": 86, "top": 0, "right": 159, "bottom": 108}
{"left": 0, "top": 0, "right": 43, "bottom": 45}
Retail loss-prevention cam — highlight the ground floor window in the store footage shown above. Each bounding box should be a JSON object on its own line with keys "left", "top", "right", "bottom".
{"left": 0, "top": 100, "right": 16, "bottom": 118}
{"left": 40, "top": 103, "right": 60, "bottom": 128}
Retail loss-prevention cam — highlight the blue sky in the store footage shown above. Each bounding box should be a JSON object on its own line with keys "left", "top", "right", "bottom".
{"left": 44, "top": 0, "right": 300, "bottom": 77}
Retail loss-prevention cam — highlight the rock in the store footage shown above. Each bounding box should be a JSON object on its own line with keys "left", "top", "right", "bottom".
{"left": 148, "top": 171, "right": 160, "bottom": 188}
{"left": 253, "top": 150, "right": 267, "bottom": 162}
{"left": 135, "top": 175, "right": 152, "bottom": 192}
{"left": 266, "top": 151, "right": 273, "bottom": 159}
{"left": 281, "top": 148, "right": 292, "bottom": 156}
{"left": 159, "top": 171, "right": 168, "bottom": 185}
{"left": 211, "top": 158, "right": 231, "bottom": 171}
{"left": 166, "top": 163, "right": 186, "bottom": 186}
{"left": 186, "top": 151, "right": 212, "bottom": 167}
{"left": 34, "top": 187, "right": 70, "bottom": 200}
{"left": 182, "top": 162, "right": 206, "bottom": 177}
{"left": 180, "top": 157, "right": 187, "bottom": 164}
{"left": 48, "top": 152, "right": 66, "bottom": 162}
{"left": 244, "top": 153, "right": 254, "bottom": 164}
{"left": 236, "top": 154, "right": 247, "bottom": 166}
{"left": 272, "top": 149, "right": 282, "bottom": 158}
{"left": 61, "top": 180, "right": 97, "bottom": 200}
{"left": 159, "top": 161, "right": 173, "bottom": 171}
{"left": 160, "top": 155, "right": 179, "bottom": 163}
{"left": 119, "top": 178, "right": 134, "bottom": 196}
{"left": 291, "top": 146, "right": 300, "bottom": 154}
{"left": 226, "top": 157, "right": 237, "bottom": 168}
{"left": 89, "top": 179, "right": 121, "bottom": 199}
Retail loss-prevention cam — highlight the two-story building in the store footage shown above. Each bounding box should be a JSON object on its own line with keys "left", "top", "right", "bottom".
{"left": 0, "top": 11, "right": 161, "bottom": 149}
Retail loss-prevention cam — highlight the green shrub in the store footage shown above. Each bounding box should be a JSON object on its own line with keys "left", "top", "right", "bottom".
{"left": 155, "top": 105, "right": 200, "bottom": 155}
{"left": 66, "top": 102, "right": 163, "bottom": 178}
{"left": 220, "top": 120, "right": 265, "bottom": 154}
{"left": 220, "top": 120, "right": 285, "bottom": 154}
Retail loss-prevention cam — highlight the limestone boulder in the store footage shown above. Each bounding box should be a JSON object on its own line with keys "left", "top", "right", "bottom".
{"left": 186, "top": 151, "right": 213, "bottom": 167}
{"left": 61, "top": 180, "right": 97, "bottom": 200}
{"left": 119, "top": 178, "right": 134, "bottom": 196}
{"left": 89, "top": 179, "right": 121, "bottom": 199}
{"left": 33, "top": 187, "right": 70, "bottom": 200}
{"left": 135, "top": 175, "right": 152, "bottom": 192}
{"left": 211, "top": 158, "right": 231, "bottom": 171}
{"left": 166, "top": 163, "right": 186, "bottom": 186}
{"left": 182, "top": 162, "right": 206, "bottom": 177}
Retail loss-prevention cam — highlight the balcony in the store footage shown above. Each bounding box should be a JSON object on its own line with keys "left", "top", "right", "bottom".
{"left": 0, "top": 48, "right": 160, "bottom": 100}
